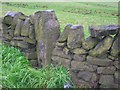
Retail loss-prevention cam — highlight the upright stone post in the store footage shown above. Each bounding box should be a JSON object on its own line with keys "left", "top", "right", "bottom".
{"left": 34, "top": 10, "right": 60, "bottom": 67}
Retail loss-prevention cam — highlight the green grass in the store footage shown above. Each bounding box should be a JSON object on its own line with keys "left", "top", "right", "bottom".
{"left": 1, "top": 2, "right": 118, "bottom": 38}
{"left": 1, "top": 44, "right": 71, "bottom": 88}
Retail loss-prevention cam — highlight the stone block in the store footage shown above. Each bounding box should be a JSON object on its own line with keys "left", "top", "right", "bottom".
{"left": 24, "top": 51, "right": 37, "bottom": 60}
{"left": 13, "top": 36, "right": 25, "bottom": 41}
{"left": 87, "top": 56, "right": 113, "bottom": 66}
{"left": 82, "top": 36, "right": 99, "bottom": 50}
{"left": 56, "top": 42, "right": 67, "bottom": 48}
{"left": 71, "top": 60, "right": 97, "bottom": 71}
{"left": 58, "top": 24, "right": 72, "bottom": 42}
{"left": 114, "top": 61, "right": 120, "bottom": 70}
{"left": 23, "top": 37, "right": 36, "bottom": 44}
{"left": 52, "top": 47, "right": 71, "bottom": 59}
{"left": 51, "top": 56, "right": 71, "bottom": 68}
{"left": 29, "top": 25, "right": 35, "bottom": 39}
{"left": 89, "top": 25, "right": 119, "bottom": 38}
{"left": 71, "top": 48, "right": 87, "bottom": 55}
{"left": 99, "top": 75, "right": 115, "bottom": 87}
{"left": 110, "top": 34, "right": 120, "bottom": 57}
{"left": 97, "top": 66, "right": 116, "bottom": 74}
{"left": 73, "top": 54, "right": 86, "bottom": 62}
{"left": 63, "top": 47, "right": 69, "bottom": 55}
{"left": 3, "top": 11, "right": 15, "bottom": 25}
{"left": 67, "top": 25, "right": 84, "bottom": 49}
{"left": 14, "top": 19, "right": 24, "bottom": 36}
{"left": 34, "top": 10, "right": 60, "bottom": 66}
{"left": 21, "top": 18, "right": 30, "bottom": 36}
{"left": 89, "top": 36, "right": 113, "bottom": 57}
{"left": 77, "top": 71, "right": 93, "bottom": 82}
{"left": 114, "top": 71, "right": 120, "bottom": 84}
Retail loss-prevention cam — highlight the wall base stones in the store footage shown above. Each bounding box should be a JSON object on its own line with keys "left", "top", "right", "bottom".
{"left": 2, "top": 11, "right": 120, "bottom": 88}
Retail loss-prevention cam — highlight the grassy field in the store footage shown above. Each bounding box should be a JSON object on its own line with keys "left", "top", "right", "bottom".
{"left": 1, "top": 2, "right": 118, "bottom": 38}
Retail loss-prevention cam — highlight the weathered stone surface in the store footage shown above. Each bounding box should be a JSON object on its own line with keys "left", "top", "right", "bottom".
{"left": 110, "top": 34, "right": 120, "bottom": 57}
{"left": 108, "top": 55, "right": 119, "bottom": 61}
{"left": 24, "top": 51, "right": 37, "bottom": 59}
{"left": 100, "top": 83, "right": 119, "bottom": 88}
{"left": 29, "top": 25, "right": 35, "bottom": 39}
{"left": 51, "top": 56, "right": 71, "bottom": 68}
{"left": 58, "top": 24, "right": 72, "bottom": 42}
{"left": 34, "top": 10, "right": 60, "bottom": 66}
{"left": 14, "top": 19, "right": 24, "bottom": 36}
{"left": 29, "top": 15, "right": 34, "bottom": 24}
{"left": 11, "top": 12, "right": 25, "bottom": 29}
{"left": 2, "top": 23, "right": 9, "bottom": 33}
{"left": 89, "top": 36, "right": 113, "bottom": 57}
{"left": 10, "top": 40, "right": 30, "bottom": 48}
{"left": 67, "top": 25, "right": 84, "bottom": 49}
{"left": 77, "top": 71, "right": 93, "bottom": 82}
{"left": 21, "top": 18, "right": 30, "bottom": 36}
{"left": 99, "top": 75, "right": 115, "bottom": 86}
{"left": 87, "top": 56, "right": 113, "bottom": 66}
{"left": 63, "top": 47, "right": 69, "bottom": 55}
{"left": 8, "top": 29, "right": 14, "bottom": 37}
{"left": 3, "top": 11, "right": 15, "bottom": 25}
{"left": 114, "top": 71, "right": 120, "bottom": 84}
{"left": 56, "top": 42, "right": 66, "bottom": 48}
{"left": 13, "top": 36, "right": 25, "bottom": 41}
{"left": 89, "top": 25, "right": 119, "bottom": 37}
{"left": 97, "top": 66, "right": 116, "bottom": 74}
{"left": 114, "top": 61, "right": 120, "bottom": 69}
{"left": 71, "top": 48, "right": 87, "bottom": 55}
{"left": 78, "top": 79, "right": 90, "bottom": 88}
{"left": 73, "top": 54, "right": 86, "bottom": 62}
{"left": 71, "top": 60, "right": 97, "bottom": 71}
{"left": 23, "top": 37, "right": 36, "bottom": 44}
{"left": 52, "top": 47, "right": 71, "bottom": 59}
{"left": 30, "top": 60, "right": 38, "bottom": 67}
{"left": 82, "top": 36, "right": 99, "bottom": 50}
{"left": 3, "top": 33, "right": 12, "bottom": 40}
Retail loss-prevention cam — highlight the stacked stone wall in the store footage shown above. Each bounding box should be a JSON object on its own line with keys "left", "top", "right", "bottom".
{"left": 2, "top": 11, "right": 120, "bottom": 88}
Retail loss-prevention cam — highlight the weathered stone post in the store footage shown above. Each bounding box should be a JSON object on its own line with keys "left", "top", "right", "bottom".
{"left": 34, "top": 10, "right": 60, "bottom": 67}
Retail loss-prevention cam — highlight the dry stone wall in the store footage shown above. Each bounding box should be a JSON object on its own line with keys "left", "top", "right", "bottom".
{"left": 51, "top": 24, "right": 120, "bottom": 88}
{"left": 2, "top": 10, "right": 120, "bottom": 88}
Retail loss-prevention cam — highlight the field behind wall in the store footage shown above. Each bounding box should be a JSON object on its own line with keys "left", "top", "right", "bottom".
{"left": 1, "top": 2, "right": 118, "bottom": 38}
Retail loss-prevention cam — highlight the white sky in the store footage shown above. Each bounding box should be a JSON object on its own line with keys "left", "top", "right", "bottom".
{"left": 0, "top": 0, "right": 119, "bottom": 2}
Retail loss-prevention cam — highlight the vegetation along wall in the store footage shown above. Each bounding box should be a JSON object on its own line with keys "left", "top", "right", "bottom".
{"left": 2, "top": 10, "right": 120, "bottom": 88}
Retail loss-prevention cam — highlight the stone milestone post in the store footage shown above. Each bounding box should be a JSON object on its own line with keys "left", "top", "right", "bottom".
{"left": 34, "top": 10, "right": 60, "bottom": 67}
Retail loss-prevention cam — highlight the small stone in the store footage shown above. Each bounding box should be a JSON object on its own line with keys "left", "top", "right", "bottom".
{"left": 21, "top": 18, "right": 30, "bottom": 36}
{"left": 58, "top": 24, "right": 72, "bottom": 42}
{"left": 114, "top": 61, "right": 120, "bottom": 69}
{"left": 13, "top": 36, "right": 25, "bottom": 41}
{"left": 56, "top": 42, "right": 66, "bottom": 48}
{"left": 52, "top": 48, "right": 71, "bottom": 59}
{"left": 82, "top": 36, "right": 99, "bottom": 50}
{"left": 114, "top": 71, "right": 120, "bottom": 84}
{"left": 23, "top": 37, "right": 36, "bottom": 44}
{"left": 51, "top": 56, "right": 71, "bottom": 68}
{"left": 71, "top": 48, "right": 87, "bottom": 55}
{"left": 3, "top": 33, "right": 12, "bottom": 40}
{"left": 29, "top": 25, "right": 35, "bottom": 39}
{"left": 108, "top": 55, "right": 119, "bottom": 60}
{"left": 89, "top": 25, "right": 119, "bottom": 38}
{"left": 63, "top": 47, "right": 69, "bottom": 55}
{"left": 77, "top": 71, "right": 93, "bottom": 82}
{"left": 67, "top": 25, "right": 84, "bottom": 49}
{"left": 14, "top": 19, "right": 24, "bottom": 36}
{"left": 110, "top": 34, "right": 120, "bottom": 57}
{"left": 87, "top": 56, "right": 113, "bottom": 66}
{"left": 99, "top": 75, "right": 115, "bottom": 86}
{"left": 73, "top": 54, "right": 86, "bottom": 62}
{"left": 89, "top": 36, "right": 113, "bottom": 57}
{"left": 71, "top": 60, "right": 97, "bottom": 71}
{"left": 97, "top": 66, "right": 116, "bottom": 74}
{"left": 3, "top": 11, "right": 15, "bottom": 25}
